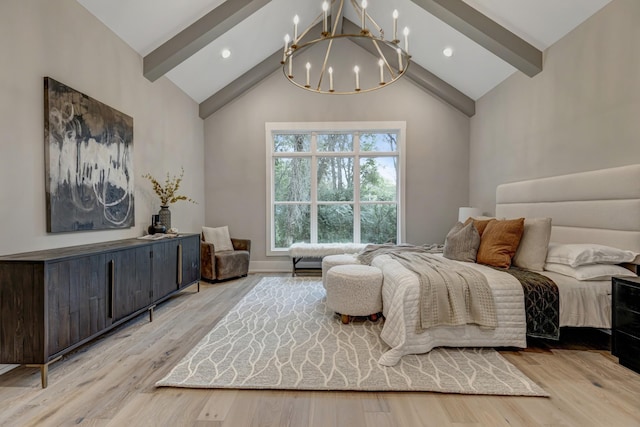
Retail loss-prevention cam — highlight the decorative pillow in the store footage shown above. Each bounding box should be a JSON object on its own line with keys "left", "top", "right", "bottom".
{"left": 476, "top": 218, "right": 525, "bottom": 269}
{"left": 443, "top": 222, "right": 480, "bottom": 263}
{"left": 545, "top": 243, "right": 637, "bottom": 267}
{"left": 202, "top": 226, "right": 234, "bottom": 251}
{"left": 512, "top": 217, "right": 552, "bottom": 272}
{"left": 463, "top": 217, "right": 496, "bottom": 237}
{"left": 544, "top": 262, "right": 637, "bottom": 281}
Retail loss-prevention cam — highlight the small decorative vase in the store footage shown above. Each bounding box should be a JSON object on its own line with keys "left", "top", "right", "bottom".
{"left": 147, "top": 214, "right": 160, "bottom": 235}
{"left": 158, "top": 205, "right": 171, "bottom": 229}
{"left": 153, "top": 222, "right": 167, "bottom": 234}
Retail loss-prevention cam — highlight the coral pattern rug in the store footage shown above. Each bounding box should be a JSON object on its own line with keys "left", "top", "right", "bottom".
{"left": 156, "top": 277, "right": 547, "bottom": 396}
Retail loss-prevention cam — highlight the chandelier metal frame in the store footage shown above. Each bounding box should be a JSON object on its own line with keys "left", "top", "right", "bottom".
{"left": 281, "top": 0, "right": 411, "bottom": 95}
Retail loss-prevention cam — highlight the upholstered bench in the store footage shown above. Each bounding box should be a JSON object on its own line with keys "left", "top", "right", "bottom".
{"left": 325, "top": 265, "right": 383, "bottom": 324}
{"left": 289, "top": 243, "right": 367, "bottom": 276}
{"left": 321, "top": 254, "right": 361, "bottom": 288}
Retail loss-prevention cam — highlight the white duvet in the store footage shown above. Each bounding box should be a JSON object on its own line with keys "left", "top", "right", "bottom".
{"left": 371, "top": 254, "right": 527, "bottom": 366}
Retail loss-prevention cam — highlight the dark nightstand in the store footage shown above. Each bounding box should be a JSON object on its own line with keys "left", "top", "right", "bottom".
{"left": 612, "top": 276, "right": 640, "bottom": 374}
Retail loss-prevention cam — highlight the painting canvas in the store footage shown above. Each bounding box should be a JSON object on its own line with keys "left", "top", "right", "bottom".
{"left": 44, "top": 77, "right": 134, "bottom": 232}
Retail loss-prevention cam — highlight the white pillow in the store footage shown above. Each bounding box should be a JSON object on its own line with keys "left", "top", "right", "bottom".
{"left": 544, "top": 262, "right": 637, "bottom": 281}
{"left": 545, "top": 242, "right": 637, "bottom": 267}
{"left": 512, "top": 217, "right": 552, "bottom": 272}
{"left": 202, "top": 226, "right": 234, "bottom": 251}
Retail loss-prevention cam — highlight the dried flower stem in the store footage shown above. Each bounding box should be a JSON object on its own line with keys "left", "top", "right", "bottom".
{"left": 142, "top": 167, "right": 197, "bottom": 206}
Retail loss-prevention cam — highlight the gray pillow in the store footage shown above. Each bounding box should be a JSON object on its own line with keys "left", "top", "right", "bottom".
{"left": 443, "top": 221, "right": 481, "bottom": 262}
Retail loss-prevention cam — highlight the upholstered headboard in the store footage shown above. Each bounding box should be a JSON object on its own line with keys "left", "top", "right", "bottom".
{"left": 495, "top": 165, "right": 640, "bottom": 255}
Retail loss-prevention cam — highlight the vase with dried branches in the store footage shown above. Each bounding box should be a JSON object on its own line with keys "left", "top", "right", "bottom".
{"left": 142, "top": 167, "right": 196, "bottom": 230}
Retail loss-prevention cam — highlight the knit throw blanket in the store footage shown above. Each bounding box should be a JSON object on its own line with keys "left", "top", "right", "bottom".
{"left": 358, "top": 246, "right": 497, "bottom": 332}
{"left": 357, "top": 243, "right": 444, "bottom": 266}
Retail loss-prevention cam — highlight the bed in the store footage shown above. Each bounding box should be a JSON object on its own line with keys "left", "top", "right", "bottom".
{"left": 374, "top": 164, "right": 640, "bottom": 366}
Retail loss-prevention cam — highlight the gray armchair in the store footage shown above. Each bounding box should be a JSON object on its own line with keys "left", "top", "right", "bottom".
{"left": 200, "top": 236, "right": 251, "bottom": 282}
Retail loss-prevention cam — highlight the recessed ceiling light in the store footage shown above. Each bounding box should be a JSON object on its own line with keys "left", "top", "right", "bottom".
{"left": 443, "top": 47, "right": 453, "bottom": 57}
{"left": 221, "top": 48, "right": 231, "bottom": 59}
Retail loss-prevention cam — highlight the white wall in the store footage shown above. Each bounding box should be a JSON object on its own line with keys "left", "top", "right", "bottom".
{"left": 469, "top": 0, "right": 640, "bottom": 214}
{"left": 204, "top": 41, "right": 470, "bottom": 270}
{"left": 0, "top": 0, "right": 205, "bottom": 255}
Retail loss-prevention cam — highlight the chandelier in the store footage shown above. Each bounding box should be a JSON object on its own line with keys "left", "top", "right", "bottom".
{"left": 281, "top": 0, "right": 411, "bottom": 94}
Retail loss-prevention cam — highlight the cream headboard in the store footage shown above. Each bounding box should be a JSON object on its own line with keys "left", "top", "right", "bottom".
{"left": 495, "top": 165, "right": 640, "bottom": 254}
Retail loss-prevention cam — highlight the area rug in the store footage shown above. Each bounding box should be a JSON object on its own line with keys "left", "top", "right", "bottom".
{"left": 156, "top": 277, "right": 548, "bottom": 396}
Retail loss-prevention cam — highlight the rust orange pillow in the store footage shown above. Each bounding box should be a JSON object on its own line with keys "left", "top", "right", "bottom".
{"left": 476, "top": 218, "right": 525, "bottom": 268}
{"left": 464, "top": 217, "right": 496, "bottom": 237}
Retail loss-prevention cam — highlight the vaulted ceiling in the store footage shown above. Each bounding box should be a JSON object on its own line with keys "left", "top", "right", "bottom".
{"left": 77, "top": 0, "right": 610, "bottom": 118}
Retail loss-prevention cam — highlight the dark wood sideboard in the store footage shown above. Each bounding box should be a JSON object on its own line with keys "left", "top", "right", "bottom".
{"left": 0, "top": 234, "right": 200, "bottom": 387}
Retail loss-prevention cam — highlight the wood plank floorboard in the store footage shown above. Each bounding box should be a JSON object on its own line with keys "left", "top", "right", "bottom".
{"left": 1, "top": 274, "right": 639, "bottom": 427}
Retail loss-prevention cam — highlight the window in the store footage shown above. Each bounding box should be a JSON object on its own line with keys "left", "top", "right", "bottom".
{"left": 266, "top": 122, "right": 405, "bottom": 255}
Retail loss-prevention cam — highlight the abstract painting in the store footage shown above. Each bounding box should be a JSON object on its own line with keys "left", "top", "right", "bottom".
{"left": 44, "top": 77, "right": 134, "bottom": 232}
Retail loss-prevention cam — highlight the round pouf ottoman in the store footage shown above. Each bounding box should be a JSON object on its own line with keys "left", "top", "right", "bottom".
{"left": 325, "top": 264, "right": 383, "bottom": 324}
{"left": 321, "top": 254, "right": 361, "bottom": 288}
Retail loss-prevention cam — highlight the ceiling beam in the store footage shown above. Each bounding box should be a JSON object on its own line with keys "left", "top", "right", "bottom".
{"left": 410, "top": 0, "right": 542, "bottom": 77}
{"left": 144, "top": 0, "right": 272, "bottom": 82}
{"left": 342, "top": 19, "right": 475, "bottom": 117}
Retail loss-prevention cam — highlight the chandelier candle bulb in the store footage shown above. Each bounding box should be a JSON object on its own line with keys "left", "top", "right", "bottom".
{"left": 293, "top": 15, "right": 299, "bottom": 42}
{"left": 403, "top": 27, "right": 410, "bottom": 54}
{"left": 361, "top": 0, "right": 367, "bottom": 31}
{"left": 283, "top": 34, "right": 290, "bottom": 63}
{"left": 329, "top": 66, "right": 334, "bottom": 91}
{"left": 392, "top": 9, "right": 399, "bottom": 42}
{"left": 322, "top": 1, "right": 329, "bottom": 34}
{"left": 354, "top": 65, "right": 360, "bottom": 91}
{"left": 305, "top": 62, "right": 311, "bottom": 87}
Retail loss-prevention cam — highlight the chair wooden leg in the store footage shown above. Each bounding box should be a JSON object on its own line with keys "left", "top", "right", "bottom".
{"left": 340, "top": 314, "right": 350, "bottom": 324}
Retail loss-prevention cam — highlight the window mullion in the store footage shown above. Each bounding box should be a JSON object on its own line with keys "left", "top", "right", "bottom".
{"left": 310, "top": 132, "right": 318, "bottom": 243}
{"left": 353, "top": 132, "right": 361, "bottom": 243}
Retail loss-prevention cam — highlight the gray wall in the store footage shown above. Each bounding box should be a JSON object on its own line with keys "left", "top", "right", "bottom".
{"left": 470, "top": 0, "right": 640, "bottom": 214}
{"left": 204, "top": 41, "right": 470, "bottom": 270}
{"left": 0, "top": 0, "right": 205, "bottom": 256}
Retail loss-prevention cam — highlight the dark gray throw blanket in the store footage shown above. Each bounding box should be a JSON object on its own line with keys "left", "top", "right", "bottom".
{"left": 498, "top": 266, "right": 560, "bottom": 340}
{"left": 358, "top": 245, "right": 497, "bottom": 332}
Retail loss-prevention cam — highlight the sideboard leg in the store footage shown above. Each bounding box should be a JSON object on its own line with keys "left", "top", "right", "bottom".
{"left": 26, "top": 355, "right": 62, "bottom": 388}
{"left": 40, "top": 364, "right": 49, "bottom": 388}
{"left": 148, "top": 305, "right": 156, "bottom": 322}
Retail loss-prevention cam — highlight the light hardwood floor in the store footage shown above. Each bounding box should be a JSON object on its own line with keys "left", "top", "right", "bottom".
{"left": 1, "top": 274, "right": 639, "bottom": 427}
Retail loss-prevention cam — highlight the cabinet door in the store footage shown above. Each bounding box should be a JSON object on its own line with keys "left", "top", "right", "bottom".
{"left": 0, "top": 262, "right": 46, "bottom": 364}
{"left": 47, "top": 254, "right": 108, "bottom": 356}
{"left": 180, "top": 235, "right": 201, "bottom": 288}
{"left": 153, "top": 240, "right": 179, "bottom": 299}
{"left": 109, "top": 247, "right": 152, "bottom": 322}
